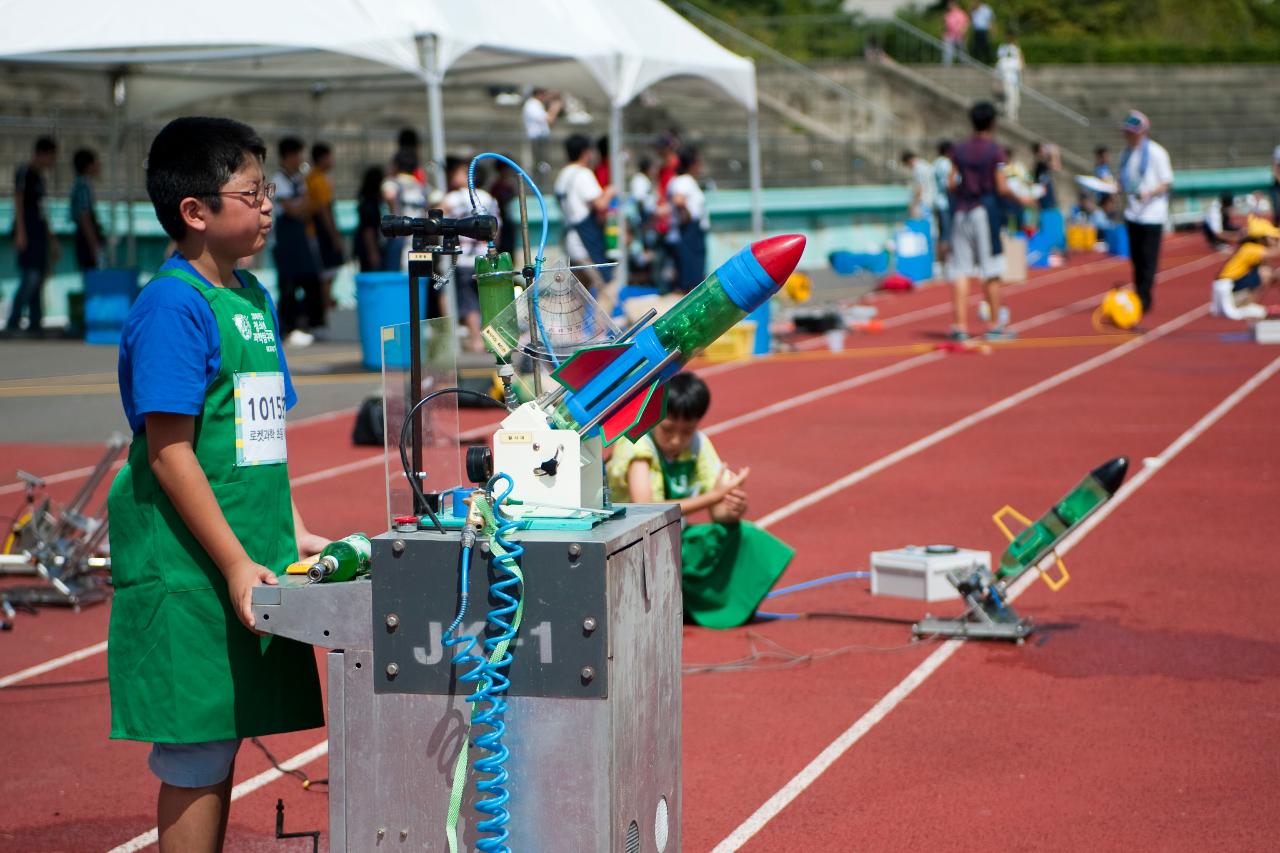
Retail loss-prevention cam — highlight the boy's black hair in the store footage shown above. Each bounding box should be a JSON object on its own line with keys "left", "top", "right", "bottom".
{"left": 34, "top": 136, "right": 57, "bottom": 154}
{"left": 637, "top": 155, "right": 653, "bottom": 173}
{"left": 677, "top": 146, "right": 700, "bottom": 174}
{"left": 597, "top": 135, "right": 609, "bottom": 156}
{"left": 564, "top": 134, "right": 591, "bottom": 163}
{"left": 145, "top": 116, "right": 266, "bottom": 241}
{"left": 900, "top": 149, "right": 915, "bottom": 165}
{"left": 1094, "top": 146, "right": 1109, "bottom": 159}
{"left": 665, "top": 372, "right": 710, "bottom": 421}
{"left": 937, "top": 139, "right": 952, "bottom": 157}
{"left": 393, "top": 149, "right": 419, "bottom": 175}
{"left": 397, "top": 127, "right": 419, "bottom": 149}
{"left": 445, "top": 155, "right": 468, "bottom": 176}
{"left": 311, "top": 141, "right": 332, "bottom": 162}
{"left": 358, "top": 165, "right": 384, "bottom": 202}
{"left": 1219, "top": 192, "right": 1234, "bottom": 208}
{"left": 969, "top": 101, "right": 996, "bottom": 132}
{"left": 278, "top": 136, "right": 304, "bottom": 159}
{"left": 73, "top": 148, "right": 97, "bottom": 175}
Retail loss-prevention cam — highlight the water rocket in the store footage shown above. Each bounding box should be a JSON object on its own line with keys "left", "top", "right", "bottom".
{"left": 549, "top": 234, "right": 806, "bottom": 445}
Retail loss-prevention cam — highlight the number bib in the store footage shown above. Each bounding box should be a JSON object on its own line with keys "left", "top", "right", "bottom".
{"left": 234, "top": 372, "right": 288, "bottom": 466}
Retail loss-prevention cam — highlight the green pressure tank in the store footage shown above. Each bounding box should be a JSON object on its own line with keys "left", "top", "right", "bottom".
{"left": 997, "top": 458, "right": 1129, "bottom": 579}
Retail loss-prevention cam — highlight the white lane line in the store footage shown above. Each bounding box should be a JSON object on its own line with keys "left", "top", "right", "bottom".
{"left": 1008, "top": 253, "right": 1220, "bottom": 334}
{"left": 0, "top": 640, "right": 108, "bottom": 688}
{"left": 0, "top": 462, "right": 124, "bottom": 498}
{"left": 103, "top": 740, "right": 331, "bottom": 853}
{"left": 0, "top": 407, "right": 357, "bottom": 497}
{"left": 755, "top": 302, "right": 1207, "bottom": 530}
{"left": 705, "top": 352, "right": 945, "bottom": 438}
{"left": 696, "top": 256, "right": 1119, "bottom": 378}
{"left": 713, "top": 352, "right": 1280, "bottom": 853}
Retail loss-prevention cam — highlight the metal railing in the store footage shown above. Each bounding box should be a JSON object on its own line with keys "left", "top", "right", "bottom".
{"left": 674, "top": 0, "right": 898, "bottom": 128}
{"left": 872, "top": 16, "right": 1091, "bottom": 128}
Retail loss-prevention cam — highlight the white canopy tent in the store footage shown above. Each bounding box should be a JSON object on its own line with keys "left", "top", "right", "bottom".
{"left": 0, "top": 0, "right": 763, "bottom": 275}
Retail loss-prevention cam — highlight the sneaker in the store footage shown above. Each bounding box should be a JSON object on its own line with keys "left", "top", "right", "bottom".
{"left": 948, "top": 328, "right": 970, "bottom": 342}
{"left": 977, "top": 300, "right": 991, "bottom": 324}
{"left": 286, "top": 329, "right": 315, "bottom": 347}
{"left": 997, "top": 305, "right": 1010, "bottom": 328}
{"left": 984, "top": 327, "right": 1017, "bottom": 341}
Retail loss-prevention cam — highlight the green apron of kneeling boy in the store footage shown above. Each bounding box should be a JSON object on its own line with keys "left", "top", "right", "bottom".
{"left": 608, "top": 431, "right": 793, "bottom": 628}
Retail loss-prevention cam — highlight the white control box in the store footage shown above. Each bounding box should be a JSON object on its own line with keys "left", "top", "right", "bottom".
{"left": 870, "top": 545, "right": 990, "bottom": 602}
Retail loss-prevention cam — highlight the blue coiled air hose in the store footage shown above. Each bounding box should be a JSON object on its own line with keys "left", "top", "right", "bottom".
{"left": 466, "top": 152, "right": 558, "bottom": 365}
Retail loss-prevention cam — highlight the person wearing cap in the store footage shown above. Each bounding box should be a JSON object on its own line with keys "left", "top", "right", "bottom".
{"left": 1210, "top": 215, "right": 1279, "bottom": 321}
{"left": 1119, "top": 109, "right": 1174, "bottom": 313}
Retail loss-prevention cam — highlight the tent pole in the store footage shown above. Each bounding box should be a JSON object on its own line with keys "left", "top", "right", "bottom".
{"left": 418, "top": 33, "right": 446, "bottom": 194}
{"left": 747, "top": 108, "right": 763, "bottom": 239}
{"left": 106, "top": 71, "right": 124, "bottom": 268}
{"left": 609, "top": 94, "right": 627, "bottom": 292}
{"left": 126, "top": 122, "right": 137, "bottom": 268}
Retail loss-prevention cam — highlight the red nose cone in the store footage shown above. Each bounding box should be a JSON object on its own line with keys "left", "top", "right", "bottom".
{"left": 750, "top": 234, "right": 807, "bottom": 283}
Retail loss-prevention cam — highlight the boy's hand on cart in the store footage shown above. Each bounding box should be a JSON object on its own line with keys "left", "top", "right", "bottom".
{"left": 295, "top": 530, "right": 330, "bottom": 559}
{"left": 228, "top": 559, "right": 278, "bottom": 633}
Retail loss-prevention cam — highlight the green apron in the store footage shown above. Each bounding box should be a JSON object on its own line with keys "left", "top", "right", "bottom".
{"left": 651, "top": 436, "right": 795, "bottom": 630}
{"left": 107, "top": 268, "right": 323, "bottom": 743}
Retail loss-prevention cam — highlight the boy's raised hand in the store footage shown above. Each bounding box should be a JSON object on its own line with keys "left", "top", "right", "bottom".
{"left": 227, "top": 559, "right": 278, "bottom": 632}
{"left": 711, "top": 466, "right": 751, "bottom": 523}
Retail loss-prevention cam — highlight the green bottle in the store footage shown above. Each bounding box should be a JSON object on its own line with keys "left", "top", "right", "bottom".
{"left": 307, "top": 533, "right": 373, "bottom": 583}
{"left": 475, "top": 251, "right": 517, "bottom": 333}
{"left": 997, "top": 458, "right": 1128, "bottom": 579}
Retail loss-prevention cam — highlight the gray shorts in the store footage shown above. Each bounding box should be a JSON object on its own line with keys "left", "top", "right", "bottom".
{"left": 149, "top": 739, "right": 242, "bottom": 788}
{"left": 949, "top": 205, "right": 1005, "bottom": 280}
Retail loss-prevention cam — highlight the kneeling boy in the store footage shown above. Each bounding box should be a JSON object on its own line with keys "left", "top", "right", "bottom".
{"left": 607, "top": 372, "right": 793, "bottom": 628}
{"left": 1211, "top": 216, "right": 1280, "bottom": 321}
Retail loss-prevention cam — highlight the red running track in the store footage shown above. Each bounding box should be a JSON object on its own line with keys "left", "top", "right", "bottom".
{"left": 3, "top": 233, "right": 1278, "bottom": 851}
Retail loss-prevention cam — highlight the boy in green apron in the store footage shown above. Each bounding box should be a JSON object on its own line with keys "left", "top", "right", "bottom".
{"left": 607, "top": 372, "right": 794, "bottom": 628}
{"left": 109, "top": 117, "right": 326, "bottom": 852}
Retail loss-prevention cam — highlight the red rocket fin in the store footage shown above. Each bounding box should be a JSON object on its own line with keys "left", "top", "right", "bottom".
{"left": 552, "top": 343, "right": 629, "bottom": 391}
{"left": 600, "top": 382, "right": 659, "bottom": 447}
{"left": 625, "top": 383, "right": 668, "bottom": 442}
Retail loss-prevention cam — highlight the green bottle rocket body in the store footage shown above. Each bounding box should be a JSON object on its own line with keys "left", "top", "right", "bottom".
{"left": 651, "top": 271, "right": 747, "bottom": 357}
{"left": 309, "top": 533, "right": 373, "bottom": 583}
{"left": 997, "top": 458, "right": 1129, "bottom": 578}
{"left": 475, "top": 251, "right": 517, "bottom": 333}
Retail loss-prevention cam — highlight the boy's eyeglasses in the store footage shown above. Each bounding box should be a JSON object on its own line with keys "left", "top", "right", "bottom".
{"left": 204, "top": 182, "right": 276, "bottom": 208}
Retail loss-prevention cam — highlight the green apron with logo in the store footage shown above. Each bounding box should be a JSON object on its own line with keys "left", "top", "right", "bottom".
{"left": 650, "top": 436, "right": 794, "bottom": 629}
{"left": 107, "top": 268, "right": 324, "bottom": 743}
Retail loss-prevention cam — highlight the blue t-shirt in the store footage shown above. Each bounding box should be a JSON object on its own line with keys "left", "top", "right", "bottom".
{"left": 117, "top": 255, "right": 296, "bottom": 433}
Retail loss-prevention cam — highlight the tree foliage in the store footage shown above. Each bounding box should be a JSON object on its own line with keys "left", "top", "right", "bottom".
{"left": 675, "top": 0, "right": 1280, "bottom": 63}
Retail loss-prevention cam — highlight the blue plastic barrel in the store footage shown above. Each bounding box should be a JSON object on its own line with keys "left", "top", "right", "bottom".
{"left": 83, "top": 269, "right": 139, "bottom": 345}
{"left": 355, "top": 272, "right": 426, "bottom": 371}
{"left": 1105, "top": 224, "right": 1130, "bottom": 258}
{"left": 1038, "top": 208, "right": 1067, "bottom": 253}
{"left": 895, "top": 219, "right": 935, "bottom": 283}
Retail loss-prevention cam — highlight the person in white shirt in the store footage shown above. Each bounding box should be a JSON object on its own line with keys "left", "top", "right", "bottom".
{"left": 996, "top": 38, "right": 1023, "bottom": 122}
{"left": 1119, "top": 109, "right": 1174, "bottom": 312}
{"left": 555, "top": 134, "right": 617, "bottom": 313}
{"left": 901, "top": 150, "right": 936, "bottom": 221}
{"left": 381, "top": 149, "right": 428, "bottom": 274}
{"left": 666, "top": 147, "right": 710, "bottom": 292}
{"left": 440, "top": 156, "right": 501, "bottom": 352}
{"left": 522, "top": 88, "right": 561, "bottom": 172}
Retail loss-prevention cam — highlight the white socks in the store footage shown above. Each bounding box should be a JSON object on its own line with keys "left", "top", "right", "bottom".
{"left": 1212, "top": 279, "right": 1267, "bottom": 320}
